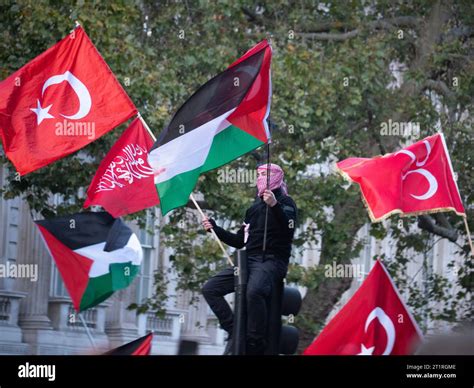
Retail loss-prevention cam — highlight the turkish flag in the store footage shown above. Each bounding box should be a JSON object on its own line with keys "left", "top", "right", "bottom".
{"left": 304, "top": 260, "right": 423, "bottom": 355}
{"left": 84, "top": 118, "right": 159, "bottom": 217}
{"left": 336, "top": 133, "right": 465, "bottom": 222}
{"left": 0, "top": 26, "right": 137, "bottom": 175}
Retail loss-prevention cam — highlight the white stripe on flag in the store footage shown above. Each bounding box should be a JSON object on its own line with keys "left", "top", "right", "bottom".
{"left": 74, "top": 234, "right": 142, "bottom": 278}
{"left": 148, "top": 109, "right": 235, "bottom": 184}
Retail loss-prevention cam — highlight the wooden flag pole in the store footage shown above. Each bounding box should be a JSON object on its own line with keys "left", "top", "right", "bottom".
{"left": 438, "top": 132, "right": 473, "bottom": 257}
{"left": 462, "top": 216, "right": 474, "bottom": 257}
{"left": 78, "top": 312, "right": 97, "bottom": 351}
{"left": 137, "top": 112, "right": 157, "bottom": 141}
{"left": 190, "top": 194, "right": 234, "bottom": 267}
{"left": 137, "top": 113, "right": 234, "bottom": 267}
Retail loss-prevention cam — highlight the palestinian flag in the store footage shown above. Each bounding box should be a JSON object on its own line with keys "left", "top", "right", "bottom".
{"left": 35, "top": 212, "right": 142, "bottom": 311}
{"left": 148, "top": 40, "right": 272, "bottom": 215}
{"left": 105, "top": 333, "right": 153, "bottom": 355}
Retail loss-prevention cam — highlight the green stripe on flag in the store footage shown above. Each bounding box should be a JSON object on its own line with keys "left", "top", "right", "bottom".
{"left": 79, "top": 262, "right": 140, "bottom": 311}
{"left": 156, "top": 168, "right": 202, "bottom": 215}
{"left": 157, "top": 125, "right": 264, "bottom": 215}
{"left": 202, "top": 124, "right": 264, "bottom": 172}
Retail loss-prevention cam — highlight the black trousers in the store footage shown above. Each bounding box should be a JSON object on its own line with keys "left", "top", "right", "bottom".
{"left": 202, "top": 254, "right": 288, "bottom": 350}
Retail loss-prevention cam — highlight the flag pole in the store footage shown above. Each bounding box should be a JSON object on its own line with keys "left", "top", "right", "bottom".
{"left": 137, "top": 113, "right": 234, "bottom": 267}
{"left": 439, "top": 131, "right": 473, "bottom": 257}
{"left": 262, "top": 139, "right": 272, "bottom": 253}
{"left": 189, "top": 194, "right": 234, "bottom": 267}
{"left": 78, "top": 312, "right": 97, "bottom": 351}
{"left": 462, "top": 216, "right": 474, "bottom": 257}
{"left": 137, "top": 112, "right": 157, "bottom": 141}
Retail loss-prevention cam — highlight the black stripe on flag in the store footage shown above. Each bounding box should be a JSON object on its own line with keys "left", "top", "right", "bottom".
{"left": 35, "top": 212, "right": 132, "bottom": 251}
{"left": 104, "top": 333, "right": 153, "bottom": 355}
{"left": 104, "top": 218, "right": 133, "bottom": 252}
{"left": 151, "top": 48, "right": 265, "bottom": 150}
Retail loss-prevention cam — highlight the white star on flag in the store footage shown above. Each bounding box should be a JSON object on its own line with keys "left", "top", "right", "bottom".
{"left": 358, "top": 344, "right": 375, "bottom": 355}
{"left": 30, "top": 99, "right": 54, "bottom": 125}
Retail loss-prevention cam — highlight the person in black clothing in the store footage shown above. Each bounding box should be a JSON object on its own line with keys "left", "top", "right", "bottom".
{"left": 201, "top": 163, "right": 297, "bottom": 355}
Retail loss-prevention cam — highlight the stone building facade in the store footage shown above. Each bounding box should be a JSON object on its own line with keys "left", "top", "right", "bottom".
{"left": 0, "top": 164, "right": 225, "bottom": 355}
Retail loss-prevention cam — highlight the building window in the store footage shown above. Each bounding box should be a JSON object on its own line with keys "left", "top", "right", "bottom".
{"left": 138, "top": 211, "right": 155, "bottom": 247}
{"left": 50, "top": 262, "right": 69, "bottom": 298}
{"left": 6, "top": 204, "right": 19, "bottom": 264}
{"left": 137, "top": 248, "right": 152, "bottom": 304}
{"left": 362, "top": 224, "right": 373, "bottom": 270}
{"left": 136, "top": 211, "right": 155, "bottom": 304}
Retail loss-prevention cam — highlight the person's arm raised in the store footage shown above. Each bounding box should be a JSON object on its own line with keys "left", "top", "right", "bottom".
{"left": 202, "top": 217, "right": 246, "bottom": 249}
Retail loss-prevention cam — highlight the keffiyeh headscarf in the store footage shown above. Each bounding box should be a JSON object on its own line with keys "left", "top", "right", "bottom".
{"left": 256, "top": 163, "right": 288, "bottom": 197}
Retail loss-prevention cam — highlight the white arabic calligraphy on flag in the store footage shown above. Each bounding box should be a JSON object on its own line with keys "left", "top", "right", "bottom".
{"left": 96, "top": 144, "right": 154, "bottom": 192}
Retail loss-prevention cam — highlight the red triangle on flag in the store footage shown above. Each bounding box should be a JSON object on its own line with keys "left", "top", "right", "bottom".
{"left": 36, "top": 225, "right": 92, "bottom": 311}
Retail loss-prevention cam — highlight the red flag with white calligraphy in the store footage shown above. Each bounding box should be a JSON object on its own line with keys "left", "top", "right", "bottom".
{"left": 336, "top": 133, "right": 465, "bottom": 222}
{"left": 0, "top": 26, "right": 137, "bottom": 175}
{"left": 84, "top": 118, "right": 159, "bottom": 217}
{"left": 304, "top": 260, "right": 423, "bottom": 355}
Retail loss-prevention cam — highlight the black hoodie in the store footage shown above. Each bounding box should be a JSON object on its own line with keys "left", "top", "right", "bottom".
{"left": 209, "top": 187, "right": 297, "bottom": 262}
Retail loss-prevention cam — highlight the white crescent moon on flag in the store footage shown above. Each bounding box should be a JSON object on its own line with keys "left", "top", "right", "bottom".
{"left": 363, "top": 307, "right": 396, "bottom": 355}
{"left": 42, "top": 71, "right": 92, "bottom": 120}
{"left": 396, "top": 149, "right": 416, "bottom": 164}
{"left": 416, "top": 141, "right": 431, "bottom": 167}
{"left": 403, "top": 168, "right": 438, "bottom": 200}
{"left": 396, "top": 140, "right": 438, "bottom": 201}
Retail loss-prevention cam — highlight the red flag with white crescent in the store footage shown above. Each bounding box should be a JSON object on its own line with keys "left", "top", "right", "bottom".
{"left": 336, "top": 133, "right": 465, "bottom": 222}
{"left": 304, "top": 260, "right": 423, "bottom": 355}
{"left": 0, "top": 26, "right": 137, "bottom": 175}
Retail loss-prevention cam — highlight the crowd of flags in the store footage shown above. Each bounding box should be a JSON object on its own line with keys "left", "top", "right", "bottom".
{"left": 0, "top": 23, "right": 469, "bottom": 355}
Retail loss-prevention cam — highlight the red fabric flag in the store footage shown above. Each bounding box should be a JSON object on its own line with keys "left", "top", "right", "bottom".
{"left": 84, "top": 118, "right": 159, "bottom": 217}
{"left": 0, "top": 26, "right": 137, "bottom": 175}
{"left": 336, "top": 133, "right": 465, "bottom": 222}
{"left": 304, "top": 260, "right": 423, "bottom": 355}
{"left": 105, "top": 333, "right": 153, "bottom": 355}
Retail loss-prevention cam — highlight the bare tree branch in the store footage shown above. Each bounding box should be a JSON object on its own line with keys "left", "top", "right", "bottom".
{"left": 298, "top": 30, "right": 360, "bottom": 41}
{"left": 418, "top": 214, "right": 459, "bottom": 242}
{"left": 295, "top": 16, "right": 420, "bottom": 41}
{"left": 424, "top": 79, "right": 456, "bottom": 100}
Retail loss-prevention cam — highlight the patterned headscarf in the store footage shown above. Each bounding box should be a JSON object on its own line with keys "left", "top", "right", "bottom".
{"left": 256, "top": 163, "right": 288, "bottom": 197}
